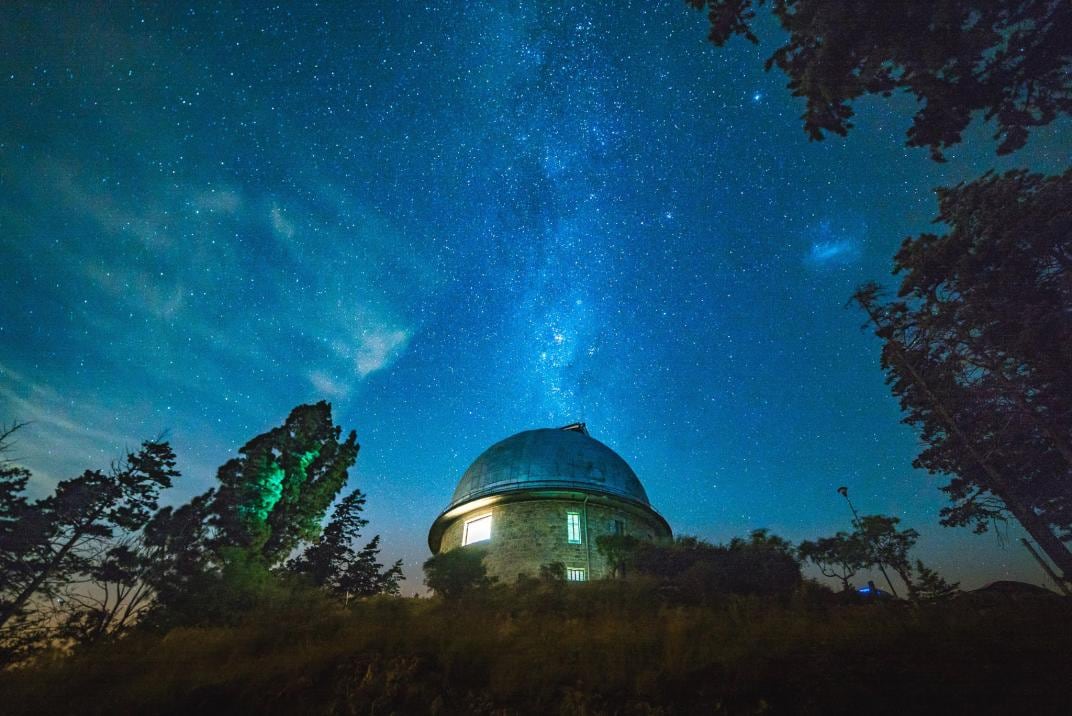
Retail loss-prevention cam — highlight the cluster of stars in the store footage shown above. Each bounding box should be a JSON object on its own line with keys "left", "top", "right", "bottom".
{"left": 1, "top": 0, "right": 1064, "bottom": 589}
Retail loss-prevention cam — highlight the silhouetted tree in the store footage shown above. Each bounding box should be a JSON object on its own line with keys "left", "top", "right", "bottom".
{"left": 287, "top": 489, "right": 403, "bottom": 598}
{"left": 53, "top": 535, "right": 159, "bottom": 646}
{"left": 134, "top": 491, "right": 218, "bottom": 629}
{"left": 0, "top": 435, "right": 178, "bottom": 660}
{"left": 595, "top": 534, "right": 642, "bottom": 579}
{"left": 853, "top": 170, "right": 1072, "bottom": 585}
{"left": 618, "top": 532, "right": 801, "bottom": 599}
{"left": 687, "top": 0, "right": 1072, "bottom": 159}
{"left": 423, "top": 547, "right": 492, "bottom": 599}
{"left": 797, "top": 532, "right": 869, "bottom": 592}
{"left": 908, "top": 560, "right": 961, "bottom": 601}
{"left": 855, "top": 515, "right": 919, "bottom": 595}
{"left": 538, "top": 561, "right": 566, "bottom": 582}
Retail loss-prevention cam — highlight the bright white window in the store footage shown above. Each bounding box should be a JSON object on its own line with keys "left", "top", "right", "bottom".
{"left": 463, "top": 514, "right": 492, "bottom": 545}
{"left": 567, "top": 512, "right": 582, "bottom": 544}
{"left": 567, "top": 567, "right": 586, "bottom": 582}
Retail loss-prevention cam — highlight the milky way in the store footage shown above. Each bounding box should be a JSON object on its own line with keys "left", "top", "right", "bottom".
{"left": 2, "top": 2, "right": 1069, "bottom": 589}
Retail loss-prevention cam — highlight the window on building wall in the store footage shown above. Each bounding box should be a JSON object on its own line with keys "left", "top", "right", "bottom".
{"left": 612, "top": 519, "right": 624, "bottom": 535}
{"left": 566, "top": 567, "right": 586, "bottom": 582}
{"left": 462, "top": 514, "right": 492, "bottom": 545}
{"left": 566, "top": 512, "right": 582, "bottom": 543}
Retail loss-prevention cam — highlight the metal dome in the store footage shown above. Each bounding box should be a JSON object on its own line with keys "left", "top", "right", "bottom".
{"left": 448, "top": 424, "right": 651, "bottom": 509}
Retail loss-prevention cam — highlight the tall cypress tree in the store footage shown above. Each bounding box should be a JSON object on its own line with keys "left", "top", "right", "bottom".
{"left": 210, "top": 401, "right": 359, "bottom": 566}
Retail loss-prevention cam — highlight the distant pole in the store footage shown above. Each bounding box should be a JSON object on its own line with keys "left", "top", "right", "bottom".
{"left": 837, "top": 486, "right": 861, "bottom": 526}
{"left": 838, "top": 486, "right": 900, "bottom": 598}
{"left": 1021, "top": 538, "right": 1072, "bottom": 597}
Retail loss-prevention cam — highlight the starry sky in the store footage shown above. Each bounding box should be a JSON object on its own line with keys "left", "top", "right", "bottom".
{"left": 2, "top": 2, "right": 1070, "bottom": 592}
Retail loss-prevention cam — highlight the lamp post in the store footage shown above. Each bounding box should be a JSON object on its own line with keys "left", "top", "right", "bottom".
{"left": 837, "top": 486, "right": 899, "bottom": 597}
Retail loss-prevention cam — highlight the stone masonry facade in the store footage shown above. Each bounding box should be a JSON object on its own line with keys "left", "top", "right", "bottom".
{"left": 438, "top": 497, "right": 671, "bottom": 582}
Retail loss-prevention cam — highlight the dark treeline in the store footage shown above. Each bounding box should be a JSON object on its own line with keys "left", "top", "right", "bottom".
{"left": 0, "top": 403, "right": 401, "bottom": 666}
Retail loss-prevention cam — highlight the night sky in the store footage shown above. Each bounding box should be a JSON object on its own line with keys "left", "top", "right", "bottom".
{"left": 2, "top": 2, "right": 1070, "bottom": 592}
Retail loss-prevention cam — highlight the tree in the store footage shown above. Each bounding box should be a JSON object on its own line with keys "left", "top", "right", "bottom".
{"left": 538, "top": 561, "right": 566, "bottom": 582}
{"left": 210, "top": 401, "right": 358, "bottom": 566}
{"left": 852, "top": 169, "right": 1072, "bottom": 585}
{"left": 423, "top": 547, "right": 492, "bottom": 599}
{"left": 595, "top": 534, "right": 642, "bottom": 579}
{"left": 797, "top": 532, "right": 869, "bottom": 592}
{"left": 286, "top": 489, "right": 403, "bottom": 599}
{"left": 612, "top": 532, "right": 802, "bottom": 598}
{"left": 721, "top": 528, "right": 802, "bottom": 595}
{"left": 908, "top": 560, "right": 960, "bottom": 601}
{"left": 144, "top": 403, "right": 368, "bottom": 627}
{"left": 118, "top": 490, "right": 217, "bottom": 631}
{"left": 0, "top": 423, "right": 45, "bottom": 663}
{"left": 687, "top": 0, "right": 1072, "bottom": 159}
{"left": 0, "top": 439, "right": 178, "bottom": 634}
{"left": 855, "top": 515, "right": 919, "bottom": 595}
{"left": 0, "top": 423, "right": 33, "bottom": 607}
{"left": 52, "top": 535, "right": 160, "bottom": 646}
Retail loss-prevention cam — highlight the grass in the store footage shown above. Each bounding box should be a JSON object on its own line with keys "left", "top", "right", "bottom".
{"left": 2, "top": 581, "right": 1069, "bottom": 714}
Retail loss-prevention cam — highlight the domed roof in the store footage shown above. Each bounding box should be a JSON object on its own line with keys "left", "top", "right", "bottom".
{"left": 448, "top": 424, "right": 650, "bottom": 508}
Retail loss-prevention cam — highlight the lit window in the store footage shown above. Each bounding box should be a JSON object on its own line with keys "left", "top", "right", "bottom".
{"left": 567, "top": 512, "right": 582, "bottom": 543}
{"left": 567, "top": 567, "right": 586, "bottom": 582}
{"left": 463, "top": 514, "right": 491, "bottom": 545}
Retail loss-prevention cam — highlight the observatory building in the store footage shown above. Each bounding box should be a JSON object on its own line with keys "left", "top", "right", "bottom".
{"left": 428, "top": 423, "right": 672, "bottom": 582}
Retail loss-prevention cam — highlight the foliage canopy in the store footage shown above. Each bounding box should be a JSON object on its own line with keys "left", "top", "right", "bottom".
{"left": 688, "top": 0, "right": 1072, "bottom": 159}
{"left": 853, "top": 169, "right": 1072, "bottom": 583}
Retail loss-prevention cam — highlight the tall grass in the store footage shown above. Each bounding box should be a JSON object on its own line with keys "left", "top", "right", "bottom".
{"left": 2, "top": 581, "right": 1068, "bottom": 714}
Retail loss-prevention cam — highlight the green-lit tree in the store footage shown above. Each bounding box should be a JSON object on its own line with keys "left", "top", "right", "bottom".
{"left": 209, "top": 401, "right": 358, "bottom": 565}
{"left": 852, "top": 170, "right": 1072, "bottom": 587}
{"left": 143, "top": 403, "right": 367, "bottom": 627}
{"left": 687, "top": 0, "right": 1072, "bottom": 159}
{"left": 287, "top": 489, "right": 403, "bottom": 598}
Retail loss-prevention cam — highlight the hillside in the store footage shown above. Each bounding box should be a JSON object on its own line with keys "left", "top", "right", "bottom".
{"left": 3, "top": 581, "right": 1068, "bottom": 715}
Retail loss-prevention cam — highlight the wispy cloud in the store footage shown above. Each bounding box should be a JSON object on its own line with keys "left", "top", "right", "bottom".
{"left": 0, "top": 361, "right": 141, "bottom": 495}
{"left": 355, "top": 327, "right": 411, "bottom": 377}
{"left": 270, "top": 204, "right": 296, "bottom": 240}
{"left": 0, "top": 157, "right": 428, "bottom": 491}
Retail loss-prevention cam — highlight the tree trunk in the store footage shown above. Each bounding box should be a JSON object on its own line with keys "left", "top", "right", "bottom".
{"left": 0, "top": 530, "right": 81, "bottom": 630}
{"left": 0, "top": 504, "right": 106, "bottom": 631}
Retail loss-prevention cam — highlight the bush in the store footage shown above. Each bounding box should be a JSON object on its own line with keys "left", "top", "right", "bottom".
{"left": 422, "top": 546, "right": 493, "bottom": 599}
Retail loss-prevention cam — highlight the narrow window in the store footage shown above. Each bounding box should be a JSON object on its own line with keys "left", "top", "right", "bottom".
{"left": 567, "top": 567, "right": 586, "bottom": 582}
{"left": 463, "top": 514, "right": 492, "bottom": 545}
{"left": 612, "top": 519, "right": 624, "bottom": 536}
{"left": 567, "top": 511, "right": 582, "bottom": 544}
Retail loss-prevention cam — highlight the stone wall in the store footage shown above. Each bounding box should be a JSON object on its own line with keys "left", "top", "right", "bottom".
{"left": 438, "top": 496, "right": 670, "bottom": 582}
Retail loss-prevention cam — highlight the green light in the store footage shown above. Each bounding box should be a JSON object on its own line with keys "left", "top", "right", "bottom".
{"left": 243, "top": 448, "right": 320, "bottom": 523}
